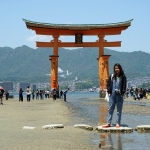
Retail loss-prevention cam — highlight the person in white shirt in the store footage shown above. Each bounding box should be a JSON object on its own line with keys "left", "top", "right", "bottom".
{"left": 46, "top": 90, "right": 50, "bottom": 98}
{"left": 26, "top": 86, "right": 32, "bottom": 102}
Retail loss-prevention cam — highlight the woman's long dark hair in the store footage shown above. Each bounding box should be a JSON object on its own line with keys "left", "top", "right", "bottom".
{"left": 113, "top": 63, "right": 125, "bottom": 79}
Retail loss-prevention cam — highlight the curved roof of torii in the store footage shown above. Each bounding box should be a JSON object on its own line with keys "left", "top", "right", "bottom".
{"left": 23, "top": 18, "right": 133, "bottom": 30}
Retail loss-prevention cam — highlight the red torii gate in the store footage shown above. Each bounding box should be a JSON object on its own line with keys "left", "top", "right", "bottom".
{"left": 23, "top": 19, "right": 132, "bottom": 91}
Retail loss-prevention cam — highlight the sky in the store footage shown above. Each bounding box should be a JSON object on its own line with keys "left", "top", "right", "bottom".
{"left": 0, "top": 0, "right": 150, "bottom": 53}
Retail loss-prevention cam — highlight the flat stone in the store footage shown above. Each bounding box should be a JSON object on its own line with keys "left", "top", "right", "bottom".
{"left": 136, "top": 125, "right": 150, "bottom": 128}
{"left": 23, "top": 126, "right": 35, "bottom": 129}
{"left": 95, "top": 124, "right": 133, "bottom": 133}
{"left": 42, "top": 124, "right": 64, "bottom": 129}
{"left": 135, "top": 125, "right": 150, "bottom": 132}
{"left": 74, "top": 124, "right": 93, "bottom": 131}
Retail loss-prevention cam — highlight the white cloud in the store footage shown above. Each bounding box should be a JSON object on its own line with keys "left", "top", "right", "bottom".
{"left": 66, "top": 22, "right": 72, "bottom": 24}
{"left": 64, "top": 47, "right": 83, "bottom": 50}
{"left": 59, "top": 36, "right": 65, "bottom": 39}
{"left": 26, "top": 32, "right": 52, "bottom": 42}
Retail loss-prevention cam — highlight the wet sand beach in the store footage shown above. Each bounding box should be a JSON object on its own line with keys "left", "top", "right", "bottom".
{"left": 1, "top": 95, "right": 150, "bottom": 150}
{"left": 0, "top": 98, "right": 99, "bottom": 150}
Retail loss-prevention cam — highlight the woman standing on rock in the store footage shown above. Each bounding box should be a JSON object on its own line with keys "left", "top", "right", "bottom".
{"left": 102, "top": 63, "right": 127, "bottom": 128}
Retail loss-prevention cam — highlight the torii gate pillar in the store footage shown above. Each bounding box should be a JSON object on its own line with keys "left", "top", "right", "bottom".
{"left": 49, "top": 55, "right": 59, "bottom": 90}
{"left": 52, "top": 35, "right": 59, "bottom": 88}
{"left": 98, "top": 35, "right": 104, "bottom": 57}
{"left": 98, "top": 35, "right": 111, "bottom": 97}
{"left": 99, "top": 55, "right": 111, "bottom": 90}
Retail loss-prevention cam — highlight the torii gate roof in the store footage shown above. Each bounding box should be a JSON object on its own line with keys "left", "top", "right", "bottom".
{"left": 23, "top": 18, "right": 133, "bottom": 30}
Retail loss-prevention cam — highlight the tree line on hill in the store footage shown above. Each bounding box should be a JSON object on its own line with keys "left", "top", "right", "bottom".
{"left": 0, "top": 45, "right": 150, "bottom": 83}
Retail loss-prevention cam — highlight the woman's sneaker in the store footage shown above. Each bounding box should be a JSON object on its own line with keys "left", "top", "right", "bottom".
{"left": 102, "top": 124, "right": 111, "bottom": 128}
{"left": 116, "top": 124, "right": 120, "bottom": 128}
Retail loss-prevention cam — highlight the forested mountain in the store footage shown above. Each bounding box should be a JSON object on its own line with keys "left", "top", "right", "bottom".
{"left": 0, "top": 45, "right": 150, "bottom": 82}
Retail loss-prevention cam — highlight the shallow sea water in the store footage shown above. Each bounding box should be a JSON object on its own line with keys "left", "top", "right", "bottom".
{"left": 66, "top": 92, "right": 150, "bottom": 150}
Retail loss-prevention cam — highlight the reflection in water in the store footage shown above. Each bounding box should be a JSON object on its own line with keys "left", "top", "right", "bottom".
{"left": 100, "top": 133, "right": 122, "bottom": 150}
{"left": 99, "top": 103, "right": 123, "bottom": 149}
{"left": 99, "top": 102, "right": 108, "bottom": 125}
{"left": 115, "top": 133, "right": 122, "bottom": 150}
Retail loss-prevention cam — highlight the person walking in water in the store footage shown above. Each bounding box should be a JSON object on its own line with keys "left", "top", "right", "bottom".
{"left": 63, "top": 88, "right": 69, "bottom": 102}
{"left": 102, "top": 63, "right": 127, "bottom": 128}
{"left": 26, "top": 86, "right": 31, "bottom": 102}
{"left": 19, "top": 88, "right": 24, "bottom": 102}
{"left": 60, "top": 90, "right": 63, "bottom": 99}
{"left": 0, "top": 86, "right": 5, "bottom": 105}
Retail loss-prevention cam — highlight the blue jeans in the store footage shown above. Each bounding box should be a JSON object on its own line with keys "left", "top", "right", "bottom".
{"left": 107, "top": 93, "right": 124, "bottom": 125}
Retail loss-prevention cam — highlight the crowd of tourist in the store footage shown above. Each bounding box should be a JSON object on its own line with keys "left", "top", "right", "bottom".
{"left": 125, "top": 87, "right": 150, "bottom": 100}
{"left": 18, "top": 86, "right": 69, "bottom": 102}
{"left": 19, "top": 87, "right": 51, "bottom": 102}
{"left": 0, "top": 85, "right": 69, "bottom": 105}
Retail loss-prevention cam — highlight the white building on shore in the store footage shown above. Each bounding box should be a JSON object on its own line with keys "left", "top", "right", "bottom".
{"left": 0, "top": 81, "right": 13, "bottom": 91}
{"left": 17, "top": 82, "right": 30, "bottom": 91}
